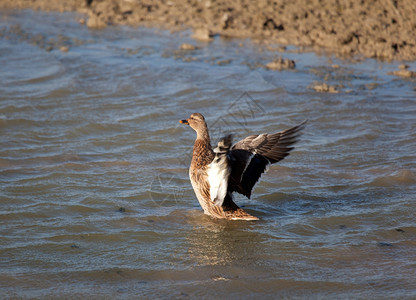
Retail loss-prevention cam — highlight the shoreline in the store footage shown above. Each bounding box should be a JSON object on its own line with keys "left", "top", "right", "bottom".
{"left": 1, "top": 0, "right": 416, "bottom": 61}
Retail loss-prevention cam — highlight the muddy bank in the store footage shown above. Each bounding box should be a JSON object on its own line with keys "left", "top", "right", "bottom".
{"left": 1, "top": 0, "right": 416, "bottom": 61}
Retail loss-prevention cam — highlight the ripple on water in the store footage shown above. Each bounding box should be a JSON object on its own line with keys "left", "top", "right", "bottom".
{"left": 369, "top": 169, "right": 416, "bottom": 187}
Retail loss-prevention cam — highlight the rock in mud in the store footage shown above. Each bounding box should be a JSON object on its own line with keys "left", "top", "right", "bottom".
{"left": 86, "top": 13, "right": 107, "bottom": 29}
{"left": 265, "top": 57, "right": 295, "bottom": 70}
{"left": 313, "top": 83, "right": 339, "bottom": 93}
{"left": 192, "top": 28, "right": 214, "bottom": 42}
{"left": 388, "top": 69, "right": 416, "bottom": 78}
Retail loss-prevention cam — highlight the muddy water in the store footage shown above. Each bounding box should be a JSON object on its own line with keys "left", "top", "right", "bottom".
{"left": 1, "top": 10, "right": 416, "bottom": 299}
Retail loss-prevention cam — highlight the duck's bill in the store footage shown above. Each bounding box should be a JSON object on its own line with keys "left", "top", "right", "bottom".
{"left": 179, "top": 119, "right": 189, "bottom": 125}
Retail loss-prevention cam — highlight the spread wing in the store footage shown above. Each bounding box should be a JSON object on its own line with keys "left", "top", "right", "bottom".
{"left": 228, "top": 120, "right": 307, "bottom": 198}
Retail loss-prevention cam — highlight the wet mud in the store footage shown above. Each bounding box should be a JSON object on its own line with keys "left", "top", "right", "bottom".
{"left": 1, "top": 0, "right": 416, "bottom": 61}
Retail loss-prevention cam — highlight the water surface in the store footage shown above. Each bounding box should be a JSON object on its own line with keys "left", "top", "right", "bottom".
{"left": 1, "top": 10, "right": 416, "bottom": 299}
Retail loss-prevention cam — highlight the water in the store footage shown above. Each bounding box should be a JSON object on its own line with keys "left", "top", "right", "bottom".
{"left": 1, "top": 10, "right": 416, "bottom": 299}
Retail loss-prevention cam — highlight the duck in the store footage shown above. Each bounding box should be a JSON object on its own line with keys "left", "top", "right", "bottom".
{"left": 179, "top": 113, "right": 306, "bottom": 220}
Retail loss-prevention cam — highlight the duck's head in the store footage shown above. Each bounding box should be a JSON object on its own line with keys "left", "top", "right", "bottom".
{"left": 179, "top": 113, "right": 207, "bottom": 132}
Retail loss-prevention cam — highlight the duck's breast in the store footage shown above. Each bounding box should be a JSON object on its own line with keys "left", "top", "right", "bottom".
{"left": 207, "top": 152, "right": 231, "bottom": 206}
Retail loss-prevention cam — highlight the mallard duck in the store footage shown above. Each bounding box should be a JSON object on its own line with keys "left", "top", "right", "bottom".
{"left": 179, "top": 113, "right": 306, "bottom": 220}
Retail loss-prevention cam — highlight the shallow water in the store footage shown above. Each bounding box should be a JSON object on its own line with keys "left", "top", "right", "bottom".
{"left": 1, "top": 9, "right": 416, "bottom": 299}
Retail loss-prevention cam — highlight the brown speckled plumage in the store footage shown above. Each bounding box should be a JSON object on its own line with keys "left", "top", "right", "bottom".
{"left": 191, "top": 139, "right": 214, "bottom": 169}
{"left": 180, "top": 112, "right": 306, "bottom": 221}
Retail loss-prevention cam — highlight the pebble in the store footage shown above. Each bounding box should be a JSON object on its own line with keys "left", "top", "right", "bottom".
{"left": 216, "top": 59, "right": 232, "bottom": 65}
{"left": 180, "top": 43, "right": 198, "bottom": 50}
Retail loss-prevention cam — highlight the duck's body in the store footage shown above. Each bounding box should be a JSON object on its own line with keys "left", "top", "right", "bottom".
{"left": 180, "top": 113, "right": 305, "bottom": 221}
{"left": 188, "top": 133, "right": 257, "bottom": 220}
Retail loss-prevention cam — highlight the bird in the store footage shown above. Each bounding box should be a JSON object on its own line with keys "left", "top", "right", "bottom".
{"left": 179, "top": 113, "right": 306, "bottom": 220}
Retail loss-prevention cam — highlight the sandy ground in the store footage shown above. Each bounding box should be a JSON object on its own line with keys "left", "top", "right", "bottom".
{"left": 1, "top": 0, "right": 416, "bottom": 61}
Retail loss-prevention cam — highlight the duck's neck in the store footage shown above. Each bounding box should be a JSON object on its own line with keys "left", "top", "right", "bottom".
{"left": 196, "top": 125, "right": 210, "bottom": 142}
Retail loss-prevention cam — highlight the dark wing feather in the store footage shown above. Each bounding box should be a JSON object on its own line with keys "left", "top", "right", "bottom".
{"left": 228, "top": 152, "right": 269, "bottom": 198}
{"left": 232, "top": 120, "right": 306, "bottom": 163}
{"left": 228, "top": 120, "right": 306, "bottom": 199}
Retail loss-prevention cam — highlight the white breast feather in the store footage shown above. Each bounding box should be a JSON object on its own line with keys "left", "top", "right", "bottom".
{"left": 207, "top": 156, "right": 230, "bottom": 206}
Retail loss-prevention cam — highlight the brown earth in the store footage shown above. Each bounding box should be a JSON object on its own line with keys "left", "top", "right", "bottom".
{"left": 1, "top": 0, "right": 416, "bottom": 61}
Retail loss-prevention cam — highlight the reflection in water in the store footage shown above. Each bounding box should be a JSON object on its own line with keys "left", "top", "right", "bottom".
{"left": 186, "top": 217, "right": 263, "bottom": 266}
